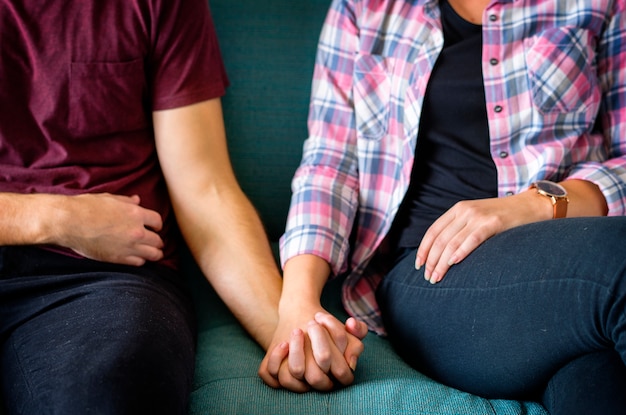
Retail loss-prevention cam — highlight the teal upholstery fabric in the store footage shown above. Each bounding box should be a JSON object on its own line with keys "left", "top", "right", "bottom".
{"left": 211, "top": 1, "right": 322, "bottom": 241}
{"left": 188, "top": 0, "right": 549, "bottom": 414}
{"left": 186, "top": 257, "right": 547, "bottom": 415}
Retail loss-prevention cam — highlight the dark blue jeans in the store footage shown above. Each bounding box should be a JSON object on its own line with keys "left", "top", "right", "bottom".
{"left": 377, "top": 217, "right": 626, "bottom": 414}
{"left": 0, "top": 247, "right": 196, "bottom": 415}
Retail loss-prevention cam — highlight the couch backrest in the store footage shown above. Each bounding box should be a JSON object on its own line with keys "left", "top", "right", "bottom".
{"left": 209, "top": 0, "right": 331, "bottom": 242}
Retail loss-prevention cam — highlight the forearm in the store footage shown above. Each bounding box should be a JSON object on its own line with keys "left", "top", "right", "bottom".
{"left": 561, "top": 179, "right": 608, "bottom": 217}
{"left": 522, "top": 179, "right": 608, "bottom": 221}
{"left": 153, "top": 99, "right": 286, "bottom": 349}
{"left": 0, "top": 192, "right": 165, "bottom": 265}
{"left": 174, "top": 188, "right": 282, "bottom": 350}
{"left": 0, "top": 192, "right": 64, "bottom": 246}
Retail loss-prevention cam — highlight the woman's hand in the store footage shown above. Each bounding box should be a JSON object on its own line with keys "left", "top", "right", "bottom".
{"left": 416, "top": 191, "right": 551, "bottom": 284}
{"left": 312, "top": 312, "right": 367, "bottom": 374}
{"left": 258, "top": 304, "right": 332, "bottom": 392}
{"left": 416, "top": 180, "right": 608, "bottom": 284}
{"left": 258, "top": 254, "right": 367, "bottom": 392}
{"left": 258, "top": 308, "right": 366, "bottom": 392}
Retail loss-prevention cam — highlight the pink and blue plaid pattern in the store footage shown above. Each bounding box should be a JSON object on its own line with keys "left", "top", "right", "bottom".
{"left": 281, "top": 0, "right": 626, "bottom": 334}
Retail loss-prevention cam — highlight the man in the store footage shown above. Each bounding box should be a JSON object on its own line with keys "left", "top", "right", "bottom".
{"left": 0, "top": 0, "right": 364, "bottom": 413}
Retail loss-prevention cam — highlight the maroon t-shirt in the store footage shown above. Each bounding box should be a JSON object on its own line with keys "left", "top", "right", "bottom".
{"left": 0, "top": 0, "right": 229, "bottom": 268}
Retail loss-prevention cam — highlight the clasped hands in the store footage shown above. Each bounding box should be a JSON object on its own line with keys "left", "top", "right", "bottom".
{"left": 259, "top": 309, "right": 368, "bottom": 393}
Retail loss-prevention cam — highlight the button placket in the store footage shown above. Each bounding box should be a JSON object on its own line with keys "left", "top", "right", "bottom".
{"left": 483, "top": 9, "right": 504, "bottom": 118}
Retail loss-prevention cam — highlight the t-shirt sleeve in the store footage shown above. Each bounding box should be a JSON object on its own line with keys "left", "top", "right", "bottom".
{"left": 149, "top": 0, "right": 229, "bottom": 111}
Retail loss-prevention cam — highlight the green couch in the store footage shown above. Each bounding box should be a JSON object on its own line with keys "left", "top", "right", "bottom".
{"left": 186, "top": 1, "right": 550, "bottom": 414}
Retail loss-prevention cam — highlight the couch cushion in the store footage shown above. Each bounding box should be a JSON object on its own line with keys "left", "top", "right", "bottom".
{"left": 211, "top": 0, "right": 325, "bottom": 241}
{"left": 185, "top": 256, "right": 547, "bottom": 415}
{"left": 204, "top": 0, "right": 549, "bottom": 413}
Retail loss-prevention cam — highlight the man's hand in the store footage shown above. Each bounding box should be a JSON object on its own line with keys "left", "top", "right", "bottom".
{"left": 257, "top": 254, "right": 366, "bottom": 392}
{"left": 258, "top": 309, "right": 367, "bottom": 393}
{"left": 53, "top": 193, "right": 164, "bottom": 266}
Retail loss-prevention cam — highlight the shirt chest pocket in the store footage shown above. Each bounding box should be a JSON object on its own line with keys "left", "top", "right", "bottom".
{"left": 69, "top": 59, "right": 147, "bottom": 137}
{"left": 524, "top": 27, "right": 600, "bottom": 114}
{"left": 353, "top": 54, "right": 420, "bottom": 141}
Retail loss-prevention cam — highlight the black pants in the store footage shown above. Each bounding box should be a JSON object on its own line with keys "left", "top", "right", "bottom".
{"left": 377, "top": 217, "right": 626, "bottom": 415}
{"left": 0, "top": 247, "right": 196, "bottom": 415}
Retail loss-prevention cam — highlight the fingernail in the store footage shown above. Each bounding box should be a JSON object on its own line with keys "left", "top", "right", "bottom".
{"left": 415, "top": 256, "right": 423, "bottom": 270}
{"left": 429, "top": 272, "right": 439, "bottom": 285}
{"left": 349, "top": 356, "right": 357, "bottom": 372}
{"left": 424, "top": 270, "right": 430, "bottom": 281}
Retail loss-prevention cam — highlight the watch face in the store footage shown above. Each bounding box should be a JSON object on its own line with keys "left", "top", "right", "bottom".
{"left": 536, "top": 180, "right": 567, "bottom": 197}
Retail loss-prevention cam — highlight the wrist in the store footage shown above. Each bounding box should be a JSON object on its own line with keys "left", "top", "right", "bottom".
{"left": 516, "top": 188, "right": 554, "bottom": 222}
{"left": 529, "top": 180, "right": 569, "bottom": 219}
{"left": 278, "top": 290, "right": 322, "bottom": 317}
{"left": 279, "top": 254, "right": 330, "bottom": 313}
{"left": 38, "top": 194, "right": 73, "bottom": 246}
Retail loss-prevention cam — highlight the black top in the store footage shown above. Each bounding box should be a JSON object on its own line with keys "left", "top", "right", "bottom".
{"left": 390, "top": 0, "right": 498, "bottom": 248}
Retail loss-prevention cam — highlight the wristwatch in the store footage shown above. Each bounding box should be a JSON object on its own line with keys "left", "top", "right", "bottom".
{"left": 530, "top": 180, "right": 569, "bottom": 219}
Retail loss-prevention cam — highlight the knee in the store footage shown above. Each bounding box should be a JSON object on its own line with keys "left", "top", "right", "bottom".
{"left": 4, "top": 286, "right": 196, "bottom": 415}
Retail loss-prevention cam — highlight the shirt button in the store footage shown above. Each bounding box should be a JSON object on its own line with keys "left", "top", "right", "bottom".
{"left": 506, "top": 191, "right": 514, "bottom": 196}
{"left": 489, "top": 14, "right": 498, "bottom": 22}
{"left": 499, "top": 151, "right": 509, "bottom": 158}
{"left": 490, "top": 58, "right": 499, "bottom": 65}
{"left": 494, "top": 105, "right": 503, "bottom": 113}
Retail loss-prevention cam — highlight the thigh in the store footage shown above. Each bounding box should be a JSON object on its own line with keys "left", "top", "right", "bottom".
{"left": 377, "top": 217, "right": 626, "bottom": 400}
{"left": 0, "top": 253, "right": 196, "bottom": 415}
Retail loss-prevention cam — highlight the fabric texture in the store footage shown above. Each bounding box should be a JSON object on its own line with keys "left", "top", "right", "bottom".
{"left": 279, "top": 0, "right": 626, "bottom": 335}
{"left": 211, "top": 1, "right": 320, "bottom": 241}
{"left": 0, "top": 0, "right": 600, "bottom": 414}
{"left": 185, "top": 0, "right": 548, "bottom": 413}
{"left": 392, "top": 0, "right": 497, "bottom": 248}
{"left": 185, "top": 255, "right": 547, "bottom": 415}
{"left": 377, "top": 217, "right": 626, "bottom": 405}
{"left": 0, "top": 0, "right": 227, "bottom": 413}
{"left": 0, "top": 0, "right": 228, "bottom": 268}
{"left": 541, "top": 350, "right": 626, "bottom": 415}
{"left": 0, "top": 247, "right": 196, "bottom": 415}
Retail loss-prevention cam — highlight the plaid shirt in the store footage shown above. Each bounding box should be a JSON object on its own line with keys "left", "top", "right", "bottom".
{"left": 280, "top": 0, "right": 626, "bottom": 334}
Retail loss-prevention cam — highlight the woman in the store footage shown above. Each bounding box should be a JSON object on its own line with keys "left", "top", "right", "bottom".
{"left": 259, "top": 0, "right": 626, "bottom": 413}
